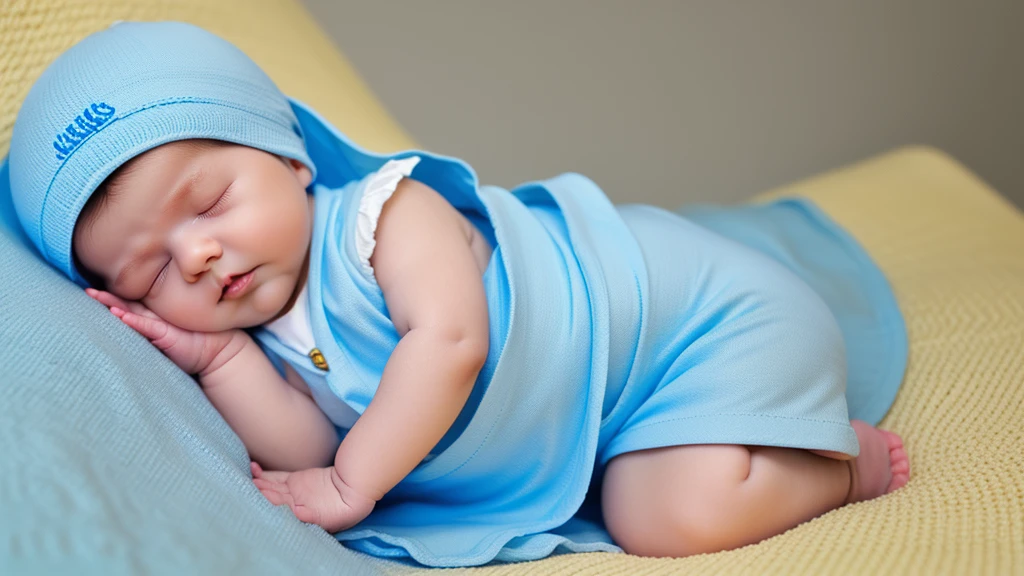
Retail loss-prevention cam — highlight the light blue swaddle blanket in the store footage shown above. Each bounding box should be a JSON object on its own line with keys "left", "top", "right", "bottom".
{"left": 5, "top": 21, "right": 907, "bottom": 569}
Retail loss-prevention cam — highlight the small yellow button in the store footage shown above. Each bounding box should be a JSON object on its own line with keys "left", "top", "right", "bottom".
{"left": 308, "top": 348, "right": 329, "bottom": 371}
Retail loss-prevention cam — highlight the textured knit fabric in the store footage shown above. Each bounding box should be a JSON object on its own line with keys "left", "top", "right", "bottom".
{"left": 2, "top": 1, "right": 1022, "bottom": 575}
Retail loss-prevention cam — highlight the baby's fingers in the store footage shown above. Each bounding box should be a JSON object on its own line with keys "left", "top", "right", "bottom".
{"left": 86, "top": 288, "right": 131, "bottom": 310}
{"left": 257, "top": 485, "right": 294, "bottom": 508}
{"left": 86, "top": 288, "right": 159, "bottom": 319}
{"left": 111, "top": 307, "right": 173, "bottom": 347}
{"left": 253, "top": 468, "right": 292, "bottom": 484}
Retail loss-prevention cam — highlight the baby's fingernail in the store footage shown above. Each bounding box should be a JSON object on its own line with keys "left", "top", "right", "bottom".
{"left": 110, "top": 306, "right": 124, "bottom": 316}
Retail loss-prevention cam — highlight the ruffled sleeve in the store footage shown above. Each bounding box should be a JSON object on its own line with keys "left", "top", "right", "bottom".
{"left": 354, "top": 155, "right": 421, "bottom": 280}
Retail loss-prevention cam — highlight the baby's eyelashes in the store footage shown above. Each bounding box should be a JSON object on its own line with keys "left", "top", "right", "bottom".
{"left": 146, "top": 261, "right": 171, "bottom": 297}
{"left": 197, "top": 186, "right": 232, "bottom": 219}
{"left": 191, "top": 183, "right": 235, "bottom": 225}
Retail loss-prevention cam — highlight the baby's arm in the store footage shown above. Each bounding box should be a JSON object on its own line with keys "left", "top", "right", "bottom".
{"left": 253, "top": 177, "right": 489, "bottom": 531}
{"left": 337, "top": 177, "right": 490, "bottom": 499}
{"left": 86, "top": 290, "right": 339, "bottom": 471}
{"left": 199, "top": 331, "right": 340, "bottom": 471}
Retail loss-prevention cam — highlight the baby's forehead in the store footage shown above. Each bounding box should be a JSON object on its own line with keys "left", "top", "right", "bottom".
{"left": 106, "top": 139, "right": 231, "bottom": 193}
{"left": 130, "top": 139, "right": 229, "bottom": 170}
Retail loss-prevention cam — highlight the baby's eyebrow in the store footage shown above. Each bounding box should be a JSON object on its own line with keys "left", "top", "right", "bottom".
{"left": 163, "top": 165, "right": 208, "bottom": 218}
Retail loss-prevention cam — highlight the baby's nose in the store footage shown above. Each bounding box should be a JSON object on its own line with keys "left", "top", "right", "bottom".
{"left": 176, "top": 235, "right": 222, "bottom": 282}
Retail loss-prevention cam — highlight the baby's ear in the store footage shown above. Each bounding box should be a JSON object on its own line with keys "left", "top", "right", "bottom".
{"left": 287, "top": 158, "right": 313, "bottom": 188}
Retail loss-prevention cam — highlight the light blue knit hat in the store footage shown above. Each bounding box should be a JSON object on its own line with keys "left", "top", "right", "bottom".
{"left": 8, "top": 21, "right": 316, "bottom": 286}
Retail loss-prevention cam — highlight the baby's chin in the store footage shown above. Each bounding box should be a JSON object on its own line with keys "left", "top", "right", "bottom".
{"left": 213, "top": 284, "right": 296, "bottom": 331}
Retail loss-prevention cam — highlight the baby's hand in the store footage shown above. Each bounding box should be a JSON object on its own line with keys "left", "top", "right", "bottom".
{"left": 86, "top": 288, "right": 240, "bottom": 377}
{"left": 251, "top": 462, "right": 376, "bottom": 533}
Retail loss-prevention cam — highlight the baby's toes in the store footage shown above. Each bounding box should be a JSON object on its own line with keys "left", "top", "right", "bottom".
{"left": 889, "top": 472, "right": 909, "bottom": 494}
{"left": 883, "top": 431, "right": 910, "bottom": 493}
{"left": 884, "top": 430, "right": 904, "bottom": 449}
{"left": 891, "top": 451, "right": 910, "bottom": 475}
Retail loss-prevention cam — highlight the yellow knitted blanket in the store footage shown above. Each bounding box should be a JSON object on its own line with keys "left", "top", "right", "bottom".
{"left": 2, "top": 1, "right": 1021, "bottom": 574}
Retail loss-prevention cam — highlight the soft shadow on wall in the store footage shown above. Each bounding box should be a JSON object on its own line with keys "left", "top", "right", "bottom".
{"left": 300, "top": 0, "right": 1024, "bottom": 209}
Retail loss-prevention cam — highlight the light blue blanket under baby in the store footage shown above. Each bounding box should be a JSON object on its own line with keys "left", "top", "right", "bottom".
{"left": 251, "top": 100, "right": 908, "bottom": 567}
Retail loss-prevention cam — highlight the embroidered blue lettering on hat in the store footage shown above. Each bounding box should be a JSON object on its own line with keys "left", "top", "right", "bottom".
{"left": 6, "top": 21, "right": 316, "bottom": 285}
{"left": 53, "top": 102, "right": 116, "bottom": 160}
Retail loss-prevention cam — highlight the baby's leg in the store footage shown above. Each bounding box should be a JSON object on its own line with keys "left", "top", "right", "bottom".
{"left": 602, "top": 420, "right": 909, "bottom": 558}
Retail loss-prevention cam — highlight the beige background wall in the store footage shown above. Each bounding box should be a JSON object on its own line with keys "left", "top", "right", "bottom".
{"left": 300, "top": 0, "right": 1024, "bottom": 208}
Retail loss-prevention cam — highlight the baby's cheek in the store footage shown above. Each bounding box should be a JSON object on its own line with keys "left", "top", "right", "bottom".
{"left": 148, "top": 294, "right": 216, "bottom": 332}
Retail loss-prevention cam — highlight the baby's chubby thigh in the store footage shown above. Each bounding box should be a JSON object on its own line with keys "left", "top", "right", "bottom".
{"left": 603, "top": 205, "right": 853, "bottom": 556}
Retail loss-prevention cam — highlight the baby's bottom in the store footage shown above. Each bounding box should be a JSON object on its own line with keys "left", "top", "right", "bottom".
{"left": 602, "top": 420, "right": 910, "bottom": 557}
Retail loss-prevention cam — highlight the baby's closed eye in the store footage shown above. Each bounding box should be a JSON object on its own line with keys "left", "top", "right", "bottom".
{"left": 197, "top": 184, "right": 232, "bottom": 219}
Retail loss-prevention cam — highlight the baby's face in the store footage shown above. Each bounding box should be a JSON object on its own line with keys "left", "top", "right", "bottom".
{"left": 73, "top": 140, "right": 314, "bottom": 332}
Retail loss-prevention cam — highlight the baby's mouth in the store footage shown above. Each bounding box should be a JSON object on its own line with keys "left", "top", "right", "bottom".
{"left": 221, "top": 269, "right": 256, "bottom": 301}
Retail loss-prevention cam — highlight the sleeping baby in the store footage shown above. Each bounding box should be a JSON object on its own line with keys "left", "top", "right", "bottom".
{"left": 7, "top": 22, "right": 909, "bottom": 566}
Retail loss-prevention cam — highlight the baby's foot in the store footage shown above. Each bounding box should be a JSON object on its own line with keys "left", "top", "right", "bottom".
{"left": 845, "top": 420, "right": 910, "bottom": 504}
